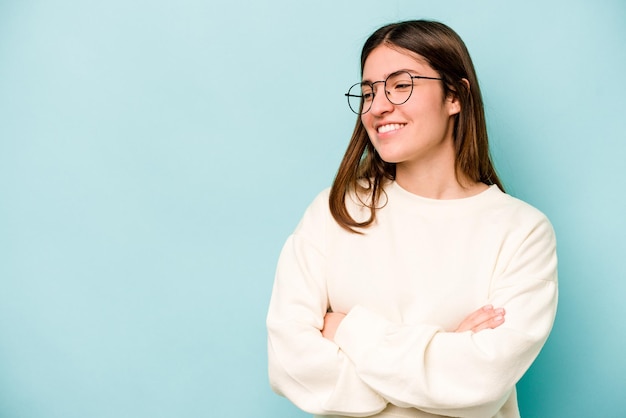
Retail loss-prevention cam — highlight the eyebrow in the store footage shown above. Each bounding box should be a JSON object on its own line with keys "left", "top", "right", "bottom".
{"left": 361, "top": 68, "right": 422, "bottom": 83}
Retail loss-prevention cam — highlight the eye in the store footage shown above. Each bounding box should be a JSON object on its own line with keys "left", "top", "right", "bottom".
{"left": 390, "top": 80, "right": 412, "bottom": 91}
{"left": 388, "top": 72, "right": 413, "bottom": 92}
{"left": 361, "top": 86, "right": 374, "bottom": 102}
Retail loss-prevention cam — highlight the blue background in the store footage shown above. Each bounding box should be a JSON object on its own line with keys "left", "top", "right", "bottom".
{"left": 1, "top": 1, "right": 625, "bottom": 417}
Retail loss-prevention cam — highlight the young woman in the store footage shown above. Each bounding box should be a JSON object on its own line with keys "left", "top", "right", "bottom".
{"left": 267, "top": 20, "right": 557, "bottom": 418}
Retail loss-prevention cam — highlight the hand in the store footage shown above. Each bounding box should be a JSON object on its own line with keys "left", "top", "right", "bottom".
{"left": 454, "top": 304, "right": 505, "bottom": 333}
{"left": 322, "top": 311, "right": 346, "bottom": 341}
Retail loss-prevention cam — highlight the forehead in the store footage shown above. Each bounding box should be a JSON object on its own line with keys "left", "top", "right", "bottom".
{"left": 362, "top": 45, "right": 432, "bottom": 80}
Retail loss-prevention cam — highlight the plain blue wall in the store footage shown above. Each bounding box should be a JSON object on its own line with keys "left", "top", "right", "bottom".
{"left": 1, "top": 1, "right": 625, "bottom": 417}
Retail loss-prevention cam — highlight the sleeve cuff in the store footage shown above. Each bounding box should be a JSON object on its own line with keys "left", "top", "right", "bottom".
{"left": 334, "top": 305, "right": 392, "bottom": 364}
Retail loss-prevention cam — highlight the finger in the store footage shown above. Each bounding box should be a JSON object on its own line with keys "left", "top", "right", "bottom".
{"left": 473, "top": 307, "right": 505, "bottom": 325}
{"left": 321, "top": 312, "right": 346, "bottom": 340}
{"left": 464, "top": 305, "right": 498, "bottom": 326}
{"left": 459, "top": 307, "right": 504, "bottom": 333}
{"left": 455, "top": 305, "right": 495, "bottom": 332}
{"left": 471, "top": 309, "right": 506, "bottom": 332}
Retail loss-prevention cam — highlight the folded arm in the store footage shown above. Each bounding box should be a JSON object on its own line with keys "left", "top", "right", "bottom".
{"left": 267, "top": 194, "right": 557, "bottom": 417}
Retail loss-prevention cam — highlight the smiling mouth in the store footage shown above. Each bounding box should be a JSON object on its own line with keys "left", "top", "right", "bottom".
{"left": 377, "top": 123, "right": 406, "bottom": 134}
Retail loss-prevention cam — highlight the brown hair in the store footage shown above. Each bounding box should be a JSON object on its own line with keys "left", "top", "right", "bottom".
{"left": 329, "top": 20, "right": 504, "bottom": 232}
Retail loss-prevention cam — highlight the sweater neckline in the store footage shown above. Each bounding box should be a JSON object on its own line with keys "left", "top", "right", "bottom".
{"left": 387, "top": 180, "right": 501, "bottom": 207}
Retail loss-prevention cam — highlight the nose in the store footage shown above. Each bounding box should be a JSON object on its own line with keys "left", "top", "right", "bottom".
{"left": 369, "top": 86, "right": 394, "bottom": 115}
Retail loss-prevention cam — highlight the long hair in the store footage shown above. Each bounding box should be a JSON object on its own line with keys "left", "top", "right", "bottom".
{"left": 329, "top": 20, "right": 504, "bottom": 233}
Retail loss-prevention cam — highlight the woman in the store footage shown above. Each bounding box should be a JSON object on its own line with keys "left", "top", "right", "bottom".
{"left": 267, "top": 20, "right": 557, "bottom": 418}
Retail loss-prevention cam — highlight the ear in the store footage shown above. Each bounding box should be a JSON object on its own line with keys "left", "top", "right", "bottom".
{"left": 446, "top": 78, "right": 469, "bottom": 116}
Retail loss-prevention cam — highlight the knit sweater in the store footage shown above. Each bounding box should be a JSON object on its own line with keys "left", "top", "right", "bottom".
{"left": 267, "top": 182, "right": 558, "bottom": 418}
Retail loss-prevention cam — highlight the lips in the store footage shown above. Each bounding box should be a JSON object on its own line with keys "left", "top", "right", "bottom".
{"left": 377, "top": 123, "right": 406, "bottom": 134}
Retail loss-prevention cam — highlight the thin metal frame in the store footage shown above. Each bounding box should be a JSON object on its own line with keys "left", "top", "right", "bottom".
{"left": 345, "top": 71, "right": 443, "bottom": 115}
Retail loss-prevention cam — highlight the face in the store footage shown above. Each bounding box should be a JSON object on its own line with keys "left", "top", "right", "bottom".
{"left": 360, "top": 45, "right": 461, "bottom": 173}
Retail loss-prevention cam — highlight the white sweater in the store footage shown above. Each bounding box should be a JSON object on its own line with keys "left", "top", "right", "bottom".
{"left": 267, "top": 182, "right": 558, "bottom": 418}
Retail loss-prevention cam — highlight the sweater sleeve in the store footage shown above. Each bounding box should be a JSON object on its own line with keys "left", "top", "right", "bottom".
{"left": 266, "top": 192, "right": 388, "bottom": 416}
{"left": 333, "top": 212, "right": 558, "bottom": 418}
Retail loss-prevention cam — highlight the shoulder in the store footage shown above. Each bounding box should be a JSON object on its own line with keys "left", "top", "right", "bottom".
{"left": 302, "top": 184, "right": 374, "bottom": 227}
{"left": 302, "top": 187, "right": 332, "bottom": 218}
{"left": 488, "top": 187, "right": 551, "bottom": 225}
{"left": 487, "top": 188, "right": 557, "bottom": 249}
{"left": 293, "top": 188, "right": 332, "bottom": 235}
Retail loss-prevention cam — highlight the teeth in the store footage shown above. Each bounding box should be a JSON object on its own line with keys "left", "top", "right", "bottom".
{"left": 377, "top": 123, "right": 405, "bottom": 134}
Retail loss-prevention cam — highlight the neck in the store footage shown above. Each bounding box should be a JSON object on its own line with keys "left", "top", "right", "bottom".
{"left": 395, "top": 159, "right": 487, "bottom": 200}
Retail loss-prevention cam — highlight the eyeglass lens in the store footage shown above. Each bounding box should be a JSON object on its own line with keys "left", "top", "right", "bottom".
{"left": 347, "top": 71, "right": 414, "bottom": 115}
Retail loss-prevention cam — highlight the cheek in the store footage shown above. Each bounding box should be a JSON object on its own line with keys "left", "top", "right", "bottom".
{"left": 410, "top": 101, "right": 448, "bottom": 127}
{"left": 360, "top": 115, "right": 376, "bottom": 135}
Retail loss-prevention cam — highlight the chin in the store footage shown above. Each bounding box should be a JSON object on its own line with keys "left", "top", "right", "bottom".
{"left": 379, "top": 156, "right": 401, "bottom": 164}
{"left": 374, "top": 150, "right": 405, "bottom": 164}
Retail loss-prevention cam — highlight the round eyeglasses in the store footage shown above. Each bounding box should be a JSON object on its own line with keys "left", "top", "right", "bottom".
{"left": 345, "top": 70, "right": 443, "bottom": 115}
